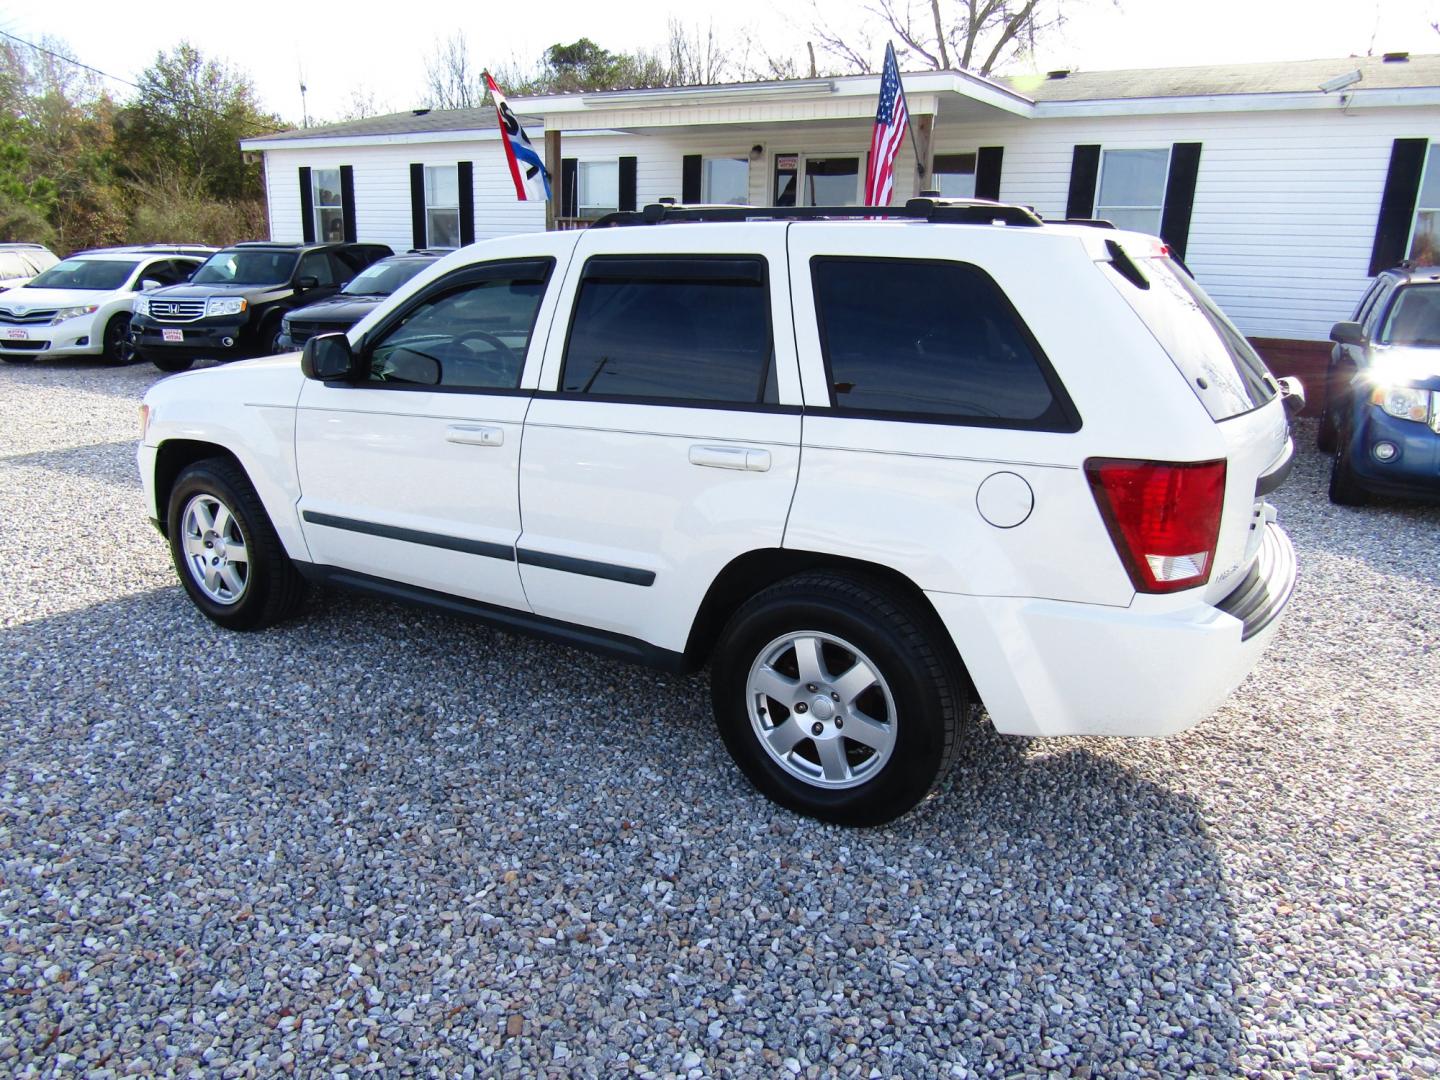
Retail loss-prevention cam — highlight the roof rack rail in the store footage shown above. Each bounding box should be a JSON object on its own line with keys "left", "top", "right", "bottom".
{"left": 590, "top": 198, "right": 1044, "bottom": 229}
{"left": 1054, "top": 218, "right": 1117, "bottom": 230}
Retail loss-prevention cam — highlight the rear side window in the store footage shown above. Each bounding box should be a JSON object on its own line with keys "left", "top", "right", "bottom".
{"left": 810, "top": 257, "right": 1075, "bottom": 429}
{"left": 561, "top": 257, "right": 776, "bottom": 404}
{"left": 1104, "top": 251, "right": 1277, "bottom": 420}
{"left": 1379, "top": 284, "right": 1440, "bottom": 346}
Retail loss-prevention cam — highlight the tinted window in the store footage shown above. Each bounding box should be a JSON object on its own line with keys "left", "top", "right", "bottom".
{"left": 1379, "top": 284, "right": 1440, "bottom": 346}
{"left": 368, "top": 263, "right": 550, "bottom": 390}
{"left": 27, "top": 258, "right": 138, "bottom": 291}
{"left": 810, "top": 258, "right": 1068, "bottom": 427}
{"left": 561, "top": 257, "right": 774, "bottom": 403}
{"left": 193, "top": 250, "right": 299, "bottom": 286}
{"left": 298, "top": 251, "right": 339, "bottom": 287}
{"left": 1105, "top": 250, "right": 1277, "bottom": 420}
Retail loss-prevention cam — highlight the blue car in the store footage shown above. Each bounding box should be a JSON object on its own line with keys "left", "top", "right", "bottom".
{"left": 1320, "top": 264, "right": 1440, "bottom": 505}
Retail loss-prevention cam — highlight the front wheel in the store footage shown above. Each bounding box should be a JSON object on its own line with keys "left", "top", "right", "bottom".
{"left": 1328, "top": 420, "right": 1369, "bottom": 506}
{"left": 710, "top": 572, "right": 965, "bottom": 826}
{"left": 103, "top": 313, "right": 136, "bottom": 363}
{"left": 167, "top": 458, "right": 305, "bottom": 630}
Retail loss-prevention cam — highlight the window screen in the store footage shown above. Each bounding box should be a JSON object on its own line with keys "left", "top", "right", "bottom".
{"left": 1095, "top": 148, "right": 1169, "bottom": 235}
{"left": 562, "top": 257, "right": 775, "bottom": 404}
{"left": 810, "top": 258, "right": 1071, "bottom": 428}
{"left": 933, "top": 153, "right": 977, "bottom": 198}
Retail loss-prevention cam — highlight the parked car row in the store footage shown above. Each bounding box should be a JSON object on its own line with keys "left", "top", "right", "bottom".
{"left": 0, "top": 240, "right": 435, "bottom": 371}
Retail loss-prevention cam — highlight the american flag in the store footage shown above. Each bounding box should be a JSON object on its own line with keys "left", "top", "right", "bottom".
{"left": 864, "top": 43, "right": 911, "bottom": 206}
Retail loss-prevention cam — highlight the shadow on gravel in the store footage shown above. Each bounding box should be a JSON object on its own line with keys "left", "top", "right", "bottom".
{"left": 2, "top": 439, "right": 142, "bottom": 485}
{"left": 0, "top": 585, "right": 1241, "bottom": 1075}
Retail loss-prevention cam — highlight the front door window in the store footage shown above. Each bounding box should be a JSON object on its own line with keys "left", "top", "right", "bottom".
{"left": 773, "top": 154, "right": 863, "bottom": 207}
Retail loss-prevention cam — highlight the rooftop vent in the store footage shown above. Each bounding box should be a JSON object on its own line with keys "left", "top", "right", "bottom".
{"left": 412, "top": 107, "right": 431, "bottom": 116}
{"left": 1382, "top": 51, "right": 1410, "bottom": 62}
{"left": 1046, "top": 69, "right": 1071, "bottom": 80}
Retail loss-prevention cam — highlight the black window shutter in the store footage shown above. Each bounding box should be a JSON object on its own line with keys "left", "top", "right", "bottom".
{"left": 682, "top": 154, "right": 702, "bottom": 203}
{"left": 561, "top": 158, "right": 578, "bottom": 218}
{"left": 619, "top": 156, "right": 638, "bottom": 212}
{"left": 1159, "top": 143, "right": 1202, "bottom": 261}
{"left": 409, "top": 163, "right": 426, "bottom": 249}
{"left": 458, "top": 161, "right": 475, "bottom": 245}
{"left": 975, "top": 146, "right": 1004, "bottom": 201}
{"left": 298, "top": 167, "right": 315, "bottom": 243}
{"left": 1369, "top": 138, "right": 1429, "bottom": 275}
{"left": 339, "top": 165, "right": 356, "bottom": 243}
{"left": 1066, "top": 144, "right": 1101, "bottom": 220}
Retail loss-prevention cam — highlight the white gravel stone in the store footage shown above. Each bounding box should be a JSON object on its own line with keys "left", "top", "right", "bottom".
{"left": 0, "top": 358, "right": 1437, "bottom": 1076}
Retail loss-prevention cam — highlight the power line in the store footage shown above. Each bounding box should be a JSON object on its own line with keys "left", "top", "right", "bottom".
{"left": 0, "top": 28, "right": 282, "bottom": 137}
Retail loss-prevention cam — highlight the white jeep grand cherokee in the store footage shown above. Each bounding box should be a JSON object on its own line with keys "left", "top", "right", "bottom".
{"left": 138, "top": 200, "right": 1300, "bottom": 825}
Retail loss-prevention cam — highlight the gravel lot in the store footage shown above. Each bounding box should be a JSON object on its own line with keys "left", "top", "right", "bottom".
{"left": 1, "top": 356, "right": 1437, "bottom": 1078}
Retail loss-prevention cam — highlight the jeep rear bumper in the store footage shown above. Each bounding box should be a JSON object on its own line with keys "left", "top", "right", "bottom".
{"left": 929, "top": 522, "right": 1296, "bottom": 738}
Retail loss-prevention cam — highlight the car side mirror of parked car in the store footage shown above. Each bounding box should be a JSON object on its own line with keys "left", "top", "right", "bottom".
{"left": 301, "top": 333, "right": 364, "bottom": 382}
{"left": 1329, "top": 321, "right": 1363, "bottom": 346}
{"left": 139, "top": 279, "right": 163, "bottom": 292}
{"left": 1277, "top": 376, "right": 1306, "bottom": 417}
{"left": 296, "top": 275, "right": 320, "bottom": 290}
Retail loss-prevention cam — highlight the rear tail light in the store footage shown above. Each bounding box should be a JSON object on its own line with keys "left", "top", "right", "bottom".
{"left": 1085, "top": 458, "right": 1227, "bottom": 594}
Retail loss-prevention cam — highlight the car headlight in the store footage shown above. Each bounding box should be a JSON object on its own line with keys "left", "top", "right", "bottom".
{"left": 51, "top": 304, "right": 98, "bottom": 324}
{"left": 1371, "top": 384, "right": 1431, "bottom": 424}
{"left": 133, "top": 296, "right": 149, "bottom": 317}
{"left": 206, "top": 297, "right": 248, "bottom": 317}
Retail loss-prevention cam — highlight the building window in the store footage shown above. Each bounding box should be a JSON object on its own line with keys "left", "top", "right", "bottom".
{"left": 1095, "top": 148, "right": 1170, "bottom": 235}
{"left": 425, "top": 165, "right": 460, "bottom": 249}
{"left": 312, "top": 169, "right": 344, "bottom": 242}
{"left": 703, "top": 157, "right": 749, "bottom": 205}
{"left": 1409, "top": 143, "right": 1440, "bottom": 264}
{"left": 578, "top": 161, "right": 619, "bottom": 219}
{"left": 932, "top": 153, "right": 976, "bottom": 198}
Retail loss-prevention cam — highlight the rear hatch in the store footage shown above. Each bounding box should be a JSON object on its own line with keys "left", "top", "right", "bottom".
{"left": 1099, "top": 236, "right": 1293, "bottom": 604}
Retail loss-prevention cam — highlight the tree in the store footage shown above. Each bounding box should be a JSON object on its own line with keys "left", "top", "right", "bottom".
{"left": 116, "top": 43, "right": 279, "bottom": 201}
{"left": 810, "top": 0, "right": 1059, "bottom": 75}
{"left": 424, "top": 31, "right": 486, "bottom": 110}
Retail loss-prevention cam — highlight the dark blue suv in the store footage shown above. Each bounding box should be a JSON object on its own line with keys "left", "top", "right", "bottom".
{"left": 1320, "top": 265, "right": 1440, "bottom": 505}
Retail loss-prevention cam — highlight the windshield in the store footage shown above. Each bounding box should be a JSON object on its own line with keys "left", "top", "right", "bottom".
{"left": 343, "top": 259, "right": 432, "bottom": 296}
{"left": 1379, "top": 284, "right": 1440, "bottom": 347}
{"left": 26, "top": 258, "right": 138, "bottom": 291}
{"left": 192, "top": 250, "right": 298, "bottom": 286}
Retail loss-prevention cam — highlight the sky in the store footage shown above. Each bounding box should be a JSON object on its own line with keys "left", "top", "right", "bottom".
{"left": 4, "top": 0, "right": 1438, "bottom": 122}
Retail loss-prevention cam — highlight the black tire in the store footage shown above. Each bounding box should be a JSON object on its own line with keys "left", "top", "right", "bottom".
{"left": 1328, "top": 421, "right": 1369, "bottom": 506}
{"left": 1316, "top": 362, "right": 1347, "bottom": 453}
{"left": 261, "top": 316, "right": 285, "bottom": 355}
{"left": 1, "top": 354, "right": 34, "bottom": 364}
{"left": 710, "top": 571, "right": 965, "bottom": 826}
{"left": 152, "top": 353, "right": 195, "bottom": 373}
{"left": 102, "top": 313, "right": 136, "bottom": 363}
{"left": 166, "top": 458, "right": 305, "bottom": 630}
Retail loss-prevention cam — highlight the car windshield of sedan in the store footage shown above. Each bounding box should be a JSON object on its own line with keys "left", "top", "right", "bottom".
{"left": 1380, "top": 285, "right": 1440, "bottom": 347}
{"left": 192, "top": 251, "right": 299, "bottom": 286}
{"left": 26, "top": 258, "right": 138, "bottom": 291}
{"left": 342, "top": 259, "right": 433, "bottom": 297}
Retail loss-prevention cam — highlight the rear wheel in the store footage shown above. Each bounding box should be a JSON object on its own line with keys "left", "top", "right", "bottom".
{"left": 710, "top": 572, "right": 965, "bottom": 826}
{"left": 167, "top": 458, "right": 305, "bottom": 630}
{"left": 102, "top": 313, "right": 135, "bottom": 363}
{"left": 151, "top": 353, "right": 195, "bottom": 373}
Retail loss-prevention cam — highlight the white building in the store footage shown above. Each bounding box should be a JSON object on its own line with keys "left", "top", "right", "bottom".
{"left": 240, "top": 53, "right": 1440, "bottom": 383}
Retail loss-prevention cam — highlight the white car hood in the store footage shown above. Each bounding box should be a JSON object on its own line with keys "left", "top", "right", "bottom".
{"left": 0, "top": 287, "right": 118, "bottom": 309}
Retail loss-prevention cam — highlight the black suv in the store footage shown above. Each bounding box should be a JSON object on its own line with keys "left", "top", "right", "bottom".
{"left": 132, "top": 241, "right": 392, "bottom": 372}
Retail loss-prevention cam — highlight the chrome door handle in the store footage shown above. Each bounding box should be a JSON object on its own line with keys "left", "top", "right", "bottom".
{"left": 446, "top": 424, "right": 504, "bottom": 447}
{"left": 689, "top": 445, "right": 771, "bottom": 472}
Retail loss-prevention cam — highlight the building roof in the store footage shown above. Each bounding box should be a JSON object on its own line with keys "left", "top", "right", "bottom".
{"left": 243, "top": 53, "right": 1440, "bottom": 146}
{"left": 1007, "top": 53, "right": 1440, "bottom": 101}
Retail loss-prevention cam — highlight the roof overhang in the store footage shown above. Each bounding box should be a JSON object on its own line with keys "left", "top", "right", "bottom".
{"left": 1033, "top": 84, "right": 1440, "bottom": 118}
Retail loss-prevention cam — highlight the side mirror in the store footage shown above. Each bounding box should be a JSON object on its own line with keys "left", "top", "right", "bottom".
{"left": 295, "top": 275, "right": 320, "bottom": 290}
{"left": 139, "top": 278, "right": 163, "bottom": 292}
{"left": 300, "top": 333, "right": 364, "bottom": 381}
{"left": 1277, "top": 375, "right": 1306, "bottom": 417}
{"left": 1329, "top": 321, "right": 1364, "bottom": 346}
